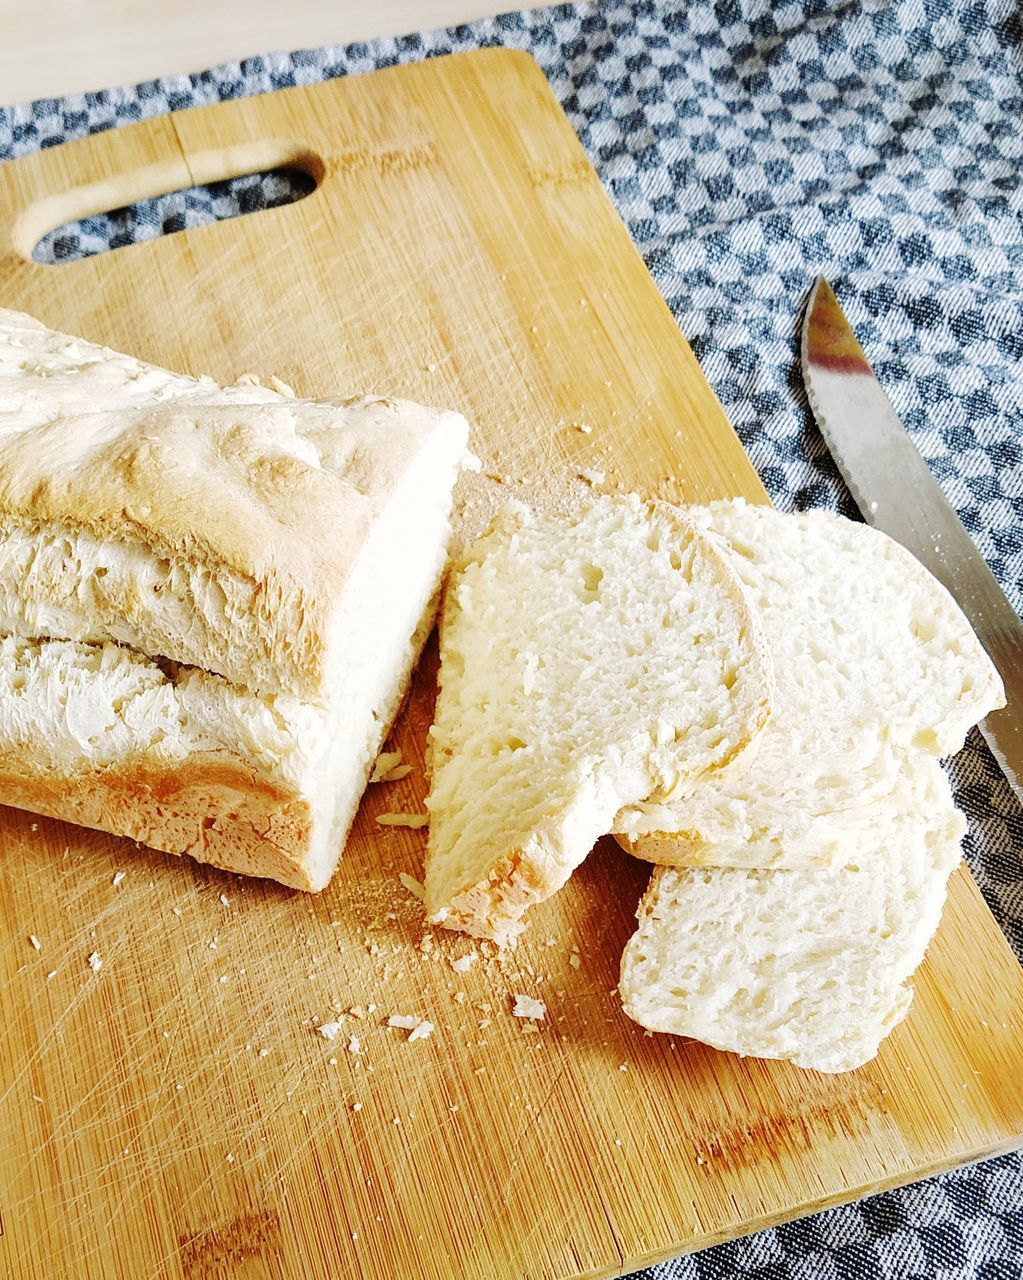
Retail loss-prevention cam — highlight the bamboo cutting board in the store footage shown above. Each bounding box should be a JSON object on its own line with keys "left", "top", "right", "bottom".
{"left": 1, "top": 49, "right": 1022, "bottom": 1280}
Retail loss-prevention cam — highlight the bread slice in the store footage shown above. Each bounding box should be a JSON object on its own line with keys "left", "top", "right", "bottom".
{"left": 423, "top": 494, "right": 773, "bottom": 945}
{"left": 620, "top": 757, "right": 965, "bottom": 1073}
{"left": 617, "top": 500, "right": 1004, "bottom": 870}
{"left": 0, "top": 309, "right": 470, "bottom": 889}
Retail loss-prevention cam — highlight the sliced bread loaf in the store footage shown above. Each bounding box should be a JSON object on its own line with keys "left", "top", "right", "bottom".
{"left": 616, "top": 499, "right": 1003, "bottom": 870}
{"left": 619, "top": 757, "right": 965, "bottom": 1073}
{"left": 423, "top": 494, "right": 773, "bottom": 945}
{"left": 0, "top": 308, "right": 470, "bottom": 890}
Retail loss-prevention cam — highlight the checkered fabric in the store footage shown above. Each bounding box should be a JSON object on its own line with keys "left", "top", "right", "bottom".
{"left": 2, "top": 2, "right": 1022, "bottom": 1275}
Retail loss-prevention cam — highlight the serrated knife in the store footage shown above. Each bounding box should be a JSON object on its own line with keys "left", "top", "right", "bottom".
{"left": 801, "top": 277, "right": 1023, "bottom": 804}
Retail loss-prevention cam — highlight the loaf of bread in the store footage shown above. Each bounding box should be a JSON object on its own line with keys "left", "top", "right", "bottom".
{"left": 620, "top": 758, "right": 964, "bottom": 1073}
{"left": 616, "top": 499, "right": 1004, "bottom": 870}
{"left": 0, "top": 309, "right": 469, "bottom": 889}
{"left": 423, "top": 494, "right": 773, "bottom": 944}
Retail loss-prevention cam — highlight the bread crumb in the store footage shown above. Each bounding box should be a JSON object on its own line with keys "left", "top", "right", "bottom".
{"left": 328, "top": 1057, "right": 338, "bottom": 1066}
{"left": 393, "top": 1115, "right": 401, "bottom": 1126}
{"left": 370, "top": 750, "right": 407, "bottom": 784}
{"left": 259, "top": 1048, "right": 270, "bottom": 1058}
{"left": 569, "top": 953, "right": 581, "bottom": 970}
{"left": 574, "top": 423, "right": 593, "bottom": 434}
{"left": 225, "top": 1153, "right": 235, "bottom": 1164}
{"left": 450, "top": 954, "right": 475, "bottom": 973}
{"left": 618, "top": 1063, "right": 628, "bottom": 1072}
{"left": 348, "top": 1005, "right": 367, "bottom": 1020}
{"left": 376, "top": 813, "right": 429, "bottom": 829}
{"left": 316, "top": 1020, "right": 344, "bottom": 1041}
{"left": 171, "top": 906, "right": 182, "bottom": 917}
{"left": 27, "top": 934, "right": 41, "bottom": 952}
{"left": 352, "top": 1102, "right": 363, "bottom": 1112}
{"left": 46, "top": 970, "right": 56, "bottom": 980}
{"left": 347, "top": 1035, "right": 362, "bottom": 1055}
{"left": 387, "top": 1014, "right": 434, "bottom": 1041}
{"left": 399, "top": 872, "right": 425, "bottom": 900}
{"left": 219, "top": 893, "right": 230, "bottom": 907}
{"left": 453, "top": 991, "right": 467, "bottom": 1004}
{"left": 87, "top": 951, "right": 102, "bottom": 973}
{"left": 112, "top": 871, "right": 126, "bottom": 887}
{"left": 512, "top": 994, "right": 546, "bottom": 1020}
{"left": 30, "top": 822, "right": 38, "bottom": 832}
{"left": 578, "top": 468, "right": 605, "bottom": 486}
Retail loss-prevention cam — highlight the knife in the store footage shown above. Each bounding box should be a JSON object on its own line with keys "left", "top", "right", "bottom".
{"left": 801, "top": 277, "right": 1023, "bottom": 804}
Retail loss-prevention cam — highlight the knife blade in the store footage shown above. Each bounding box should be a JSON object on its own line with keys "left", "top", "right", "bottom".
{"left": 801, "top": 277, "right": 1023, "bottom": 804}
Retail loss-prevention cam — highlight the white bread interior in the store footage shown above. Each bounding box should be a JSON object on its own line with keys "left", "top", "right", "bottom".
{"left": 620, "top": 757, "right": 965, "bottom": 1073}
{"left": 617, "top": 499, "right": 1004, "bottom": 869}
{"left": 423, "top": 494, "right": 773, "bottom": 944}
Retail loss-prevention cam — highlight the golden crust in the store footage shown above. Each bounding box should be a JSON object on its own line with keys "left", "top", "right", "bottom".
{"left": 0, "top": 755, "right": 317, "bottom": 890}
{"left": 613, "top": 829, "right": 705, "bottom": 867}
{"left": 438, "top": 844, "right": 566, "bottom": 947}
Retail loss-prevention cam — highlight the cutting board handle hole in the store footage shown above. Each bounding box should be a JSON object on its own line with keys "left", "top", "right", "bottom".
{"left": 18, "top": 144, "right": 323, "bottom": 264}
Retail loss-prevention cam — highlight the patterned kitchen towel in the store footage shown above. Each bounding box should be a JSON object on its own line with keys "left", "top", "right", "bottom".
{"left": 2, "top": 3, "right": 1021, "bottom": 1277}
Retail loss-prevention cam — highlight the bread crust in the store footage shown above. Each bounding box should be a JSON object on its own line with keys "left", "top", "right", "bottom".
{"left": 0, "top": 754, "right": 317, "bottom": 889}
{"left": 437, "top": 843, "right": 565, "bottom": 947}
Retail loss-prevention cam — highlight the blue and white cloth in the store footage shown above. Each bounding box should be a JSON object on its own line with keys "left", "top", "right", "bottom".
{"left": 2, "top": 3, "right": 1021, "bottom": 1275}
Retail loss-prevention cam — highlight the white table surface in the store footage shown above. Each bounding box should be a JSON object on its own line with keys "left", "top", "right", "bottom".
{"left": 2, "top": 1, "right": 511, "bottom": 104}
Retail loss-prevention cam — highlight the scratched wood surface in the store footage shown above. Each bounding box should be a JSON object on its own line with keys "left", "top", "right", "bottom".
{"left": 0, "top": 49, "right": 1022, "bottom": 1280}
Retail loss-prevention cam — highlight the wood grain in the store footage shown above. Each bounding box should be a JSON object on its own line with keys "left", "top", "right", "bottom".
{"left": 0, "top": 49, "right": 1021, "bottom": 1280}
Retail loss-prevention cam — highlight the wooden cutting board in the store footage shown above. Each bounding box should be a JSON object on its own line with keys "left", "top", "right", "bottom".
{"left": 1, "top": 49, "right": 1022, "bottom": 1280}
